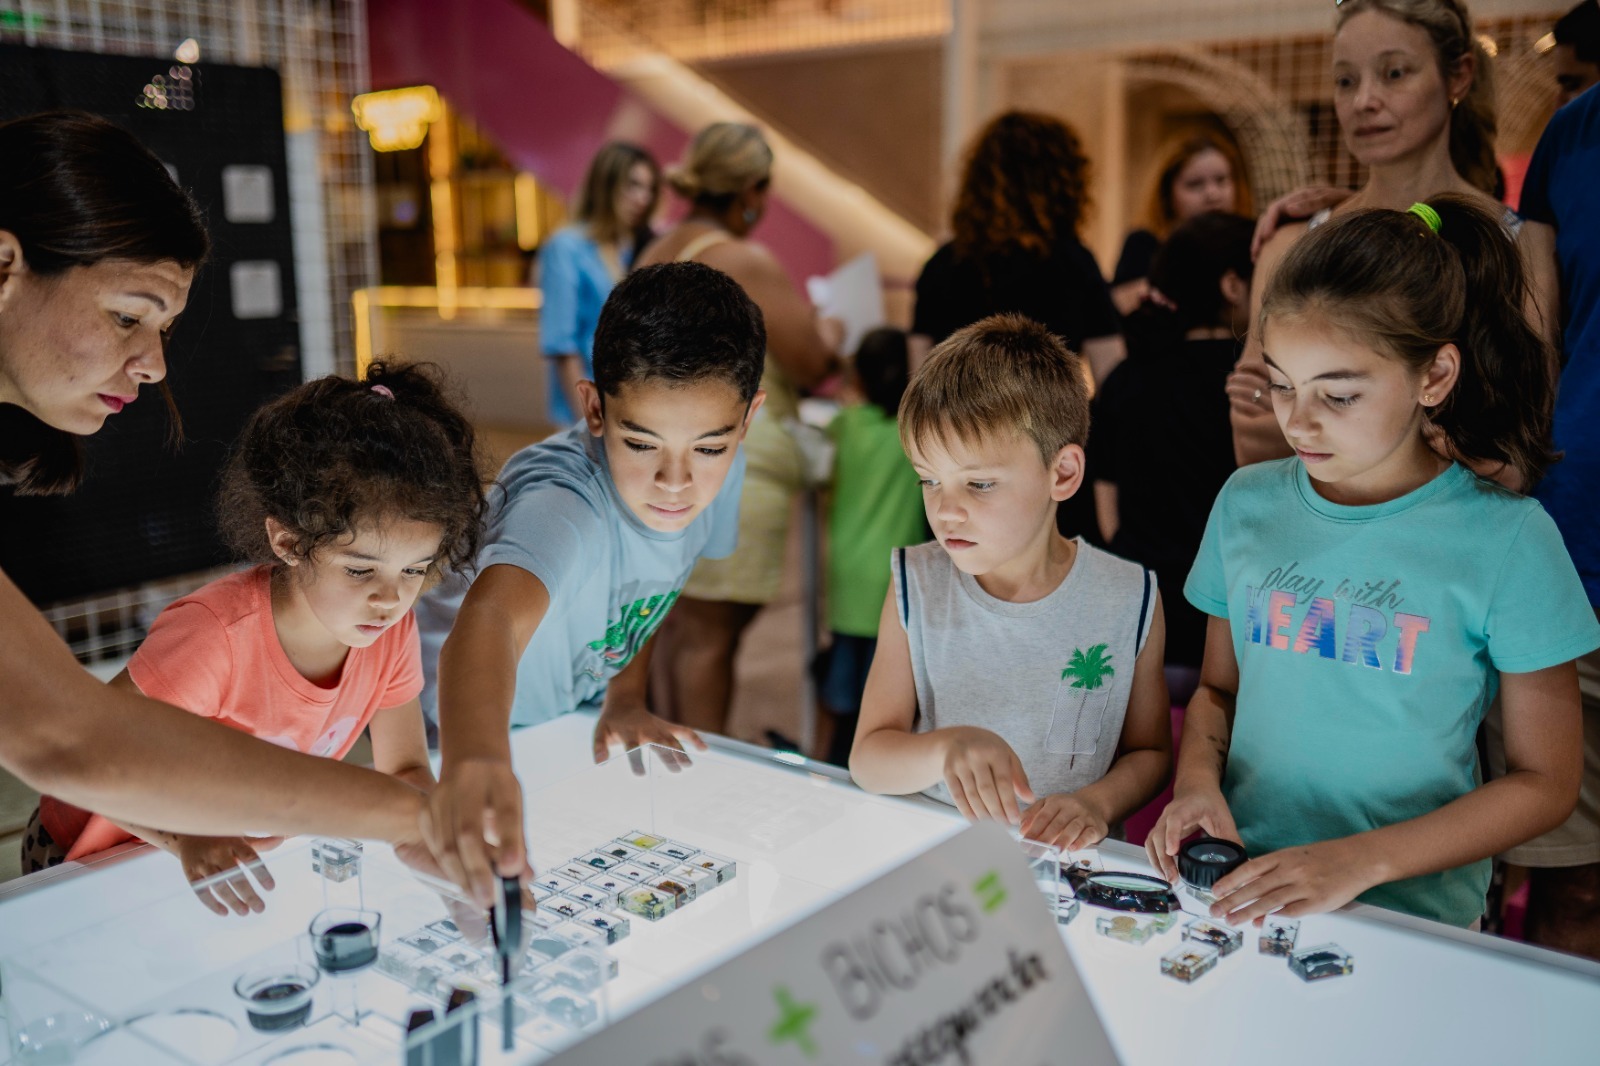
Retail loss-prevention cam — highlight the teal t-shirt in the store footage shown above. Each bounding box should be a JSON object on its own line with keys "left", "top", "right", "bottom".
{"left": 1185, "top": 459, "right": 1600, "bottom": 927}
{"left": 826, "top": 403, "right": 926, "bottom": 637}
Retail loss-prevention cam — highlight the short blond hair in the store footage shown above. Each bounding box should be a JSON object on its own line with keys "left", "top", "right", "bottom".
{"left": 899, "top": 313, "right": 1089, "bottom": 465}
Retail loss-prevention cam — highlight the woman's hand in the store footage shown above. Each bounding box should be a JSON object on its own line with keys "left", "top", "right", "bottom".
{"left": 1145, "top": 787, "right": 1240, "bottom": 883}
{"left": 175, "top": 834, "right": 282, "bottom": 916}
{"left": 1207, "top": 837, "right": 1376, "bottom": 925}
{"left": 1225, "top": 362, "right": 1275, "bottom": 420}
{"left": 1019, "top": 792, "right": 1109, "bottom": 852}
{"left": 1251, "top": 186, "right": 1354, "bottom": 259}
{"left": 939, "top": 727, "right": 1036, "bottom": 825}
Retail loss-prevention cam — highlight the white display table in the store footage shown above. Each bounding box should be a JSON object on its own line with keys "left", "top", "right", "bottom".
{"left": 1, "top": 712, "right": 1596, "bottom": 1064}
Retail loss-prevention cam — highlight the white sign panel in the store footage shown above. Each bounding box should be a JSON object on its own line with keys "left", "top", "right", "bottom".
{"left": 550, "top": 822, "right": 1115, "bottom": 1065}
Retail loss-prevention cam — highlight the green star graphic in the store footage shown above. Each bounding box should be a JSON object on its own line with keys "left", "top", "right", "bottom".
{"left": 768, "top": 985, "right": 820, "bottom": 1058}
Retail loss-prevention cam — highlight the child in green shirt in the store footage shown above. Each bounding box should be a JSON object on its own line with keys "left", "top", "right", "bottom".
{"left": 818, "top": 328, "right": 927, "bottom": 764}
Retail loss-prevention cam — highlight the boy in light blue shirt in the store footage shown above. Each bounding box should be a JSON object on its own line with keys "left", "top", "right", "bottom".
{"left": 416, "top": 262, "right": 766, "bottom": 901}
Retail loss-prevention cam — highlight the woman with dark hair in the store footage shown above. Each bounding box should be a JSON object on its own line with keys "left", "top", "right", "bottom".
{"left": 0, "top": 113, "right": 445, "bottom": 881}
{"left": 1110, "top": 134, "right": 1246, "bottom": 316}
{"left": 911, "top": 111, "right": 1123, "bottom": 385}
{"left": 538, "top": 141, "right": 660, "bottom": 425}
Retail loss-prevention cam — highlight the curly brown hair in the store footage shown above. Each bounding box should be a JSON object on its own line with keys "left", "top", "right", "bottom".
{"left": 951, "top": 111, "right": 1091, "bottom": 263}
{"left": 217, "top": 361, "right": 486, "bottom": 577}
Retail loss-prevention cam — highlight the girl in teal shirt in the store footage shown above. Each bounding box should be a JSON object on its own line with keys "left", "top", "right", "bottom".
{"left": 1150, "top": 197, "right": 1600, "bottom": 927}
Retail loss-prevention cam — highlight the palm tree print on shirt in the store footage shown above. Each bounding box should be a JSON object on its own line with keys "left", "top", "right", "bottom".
{"left": 1062, "top": 644, "right": 1114, "bottom": 690}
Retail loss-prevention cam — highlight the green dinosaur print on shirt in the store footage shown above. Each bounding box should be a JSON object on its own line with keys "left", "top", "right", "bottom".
{"left": 1062, "top": 644, "right": 1114, "bottom": 690}
{"left": 585, "top": 590, "right": 681, "bottom": 674}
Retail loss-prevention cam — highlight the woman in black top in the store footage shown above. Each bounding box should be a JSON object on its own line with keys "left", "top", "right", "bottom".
{"left": 912, "top": 111, "right": 1124, "bottom": 387}
{"left": 1110, "top": 135, "right": 1245, "bottom": 317}
{"left": 1093, "top": 212, "right": 1255, "bottom": 700}
{"left": 911, "top": 111, "right": 1123, "bottom": 541}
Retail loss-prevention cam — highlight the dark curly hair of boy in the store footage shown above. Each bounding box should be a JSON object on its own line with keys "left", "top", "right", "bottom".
{"left": 217, "top": 361, "right": 486, "bottom": 577}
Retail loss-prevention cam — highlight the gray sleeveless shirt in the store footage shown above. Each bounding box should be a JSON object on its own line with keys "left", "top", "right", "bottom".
{"left": 894, "top": 539, "right": 1156, "bottom": 804}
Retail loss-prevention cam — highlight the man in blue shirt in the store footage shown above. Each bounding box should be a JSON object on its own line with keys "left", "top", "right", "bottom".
{"left": 1511, "top": 79, "right": 1600, "bottom": 959}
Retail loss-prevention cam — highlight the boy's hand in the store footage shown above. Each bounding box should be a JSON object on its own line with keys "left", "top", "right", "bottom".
{"left": 421, "top": 757, "right": 529, "bottom": 908}
{"left": 1208, "top": 837, "right": 1374, "bottom": 925}
{"left": 176, "top": 834, "right": 281, "bottom": 916}
{"left": 1145, "top": 787, "right": 1241, "bottom": 883}
{"left": 1019, "top": 792, "right": 1109, "bottom": 852}
{"left": 939, "top": 727, "right": 1035, "bottom": 825}
{"left": 593, "top": 704, "right": 709, "bottom": 775}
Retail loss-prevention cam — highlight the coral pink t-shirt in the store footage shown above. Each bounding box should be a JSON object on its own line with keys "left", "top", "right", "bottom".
{"left": 41, "top": 565, "right": 423, "bottom": 860}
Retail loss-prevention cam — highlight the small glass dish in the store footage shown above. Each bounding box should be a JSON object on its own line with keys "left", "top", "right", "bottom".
{"left": 234, "top": 964, "right": 320, "bottom": 1032}
{"left": 308, "top": 907, "right": 382, "bottom": 973}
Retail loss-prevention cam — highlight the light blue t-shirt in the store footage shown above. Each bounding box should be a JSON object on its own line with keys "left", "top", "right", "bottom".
{"left": 417, "top": 423, "right": 745, "bottom": 727}
{"left": 1185, "top": 459, "right": 1600, "bottom": 927}
{"left": 537, "top": 225, "right": 629, "bottom": 426}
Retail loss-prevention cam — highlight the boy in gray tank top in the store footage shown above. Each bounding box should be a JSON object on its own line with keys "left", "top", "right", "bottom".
{"left": 850, "top": 314, "right": 1173, "bottom": 853}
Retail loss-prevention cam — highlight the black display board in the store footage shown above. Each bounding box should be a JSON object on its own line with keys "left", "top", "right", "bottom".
{"left": 0, "top": 45, "right": 303, "bottom": 604}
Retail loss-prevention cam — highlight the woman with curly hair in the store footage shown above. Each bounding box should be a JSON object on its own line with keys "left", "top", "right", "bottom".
{"left": 28, "top": 362, "right": 485, "bottom": 911}
{"left": 911, "top": 111, "right": 1123, "bottom": 389}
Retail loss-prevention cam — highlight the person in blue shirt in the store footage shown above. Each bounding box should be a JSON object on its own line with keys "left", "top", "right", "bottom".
{"left": 416, "top": 262, "right": 765, "bottom": 903}
{"left": 1505, "top": 79, "right": 1600, "bottom": 958}
{"left": 538, "top": 142, "right": 659, "bottom": 426}
{"left": 1149, "top": 197, "right": 1600, "bottom": 929}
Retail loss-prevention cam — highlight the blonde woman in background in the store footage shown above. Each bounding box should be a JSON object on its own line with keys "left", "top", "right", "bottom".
{"left": 636, "top": 123, "right": 842, "bottom": 737}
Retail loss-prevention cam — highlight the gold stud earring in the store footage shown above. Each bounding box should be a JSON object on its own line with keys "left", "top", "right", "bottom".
{"left": 1423, "top": 393, "right": 1434, "bottom": 404}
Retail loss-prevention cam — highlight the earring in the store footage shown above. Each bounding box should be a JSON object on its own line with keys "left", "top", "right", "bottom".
{"left": 1423, "top": 393, "right": 1434, "bottom": 404}
{"left": 742, "top": 207, "right": 758, "bottom": 225}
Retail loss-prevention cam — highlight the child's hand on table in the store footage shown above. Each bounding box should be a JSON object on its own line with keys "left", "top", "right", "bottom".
{"left": 592, "top": 703, "right": 708, "bottom": 775}
{"left": 1019, "top": 792, "right": 1109, "bottom": 852}
{"left": 174, "top": 834, "right": 282, "bottom": 916}
{"left": 939, "top": 727, "right": 1036, "bottom": 826}
{"left": 1208, "top": 837, "right": 1375, "bottom": 925}
{"left": 1145, "top": 787, "right": 1241, "bottom": 882}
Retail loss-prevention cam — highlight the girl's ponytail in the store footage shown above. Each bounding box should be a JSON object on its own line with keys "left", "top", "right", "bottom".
{"left": 1262, "top": 194, "right": 1556, "bottom": 491}
{"left": 1425, "top": 194, "right": 1556, "bottom": 489}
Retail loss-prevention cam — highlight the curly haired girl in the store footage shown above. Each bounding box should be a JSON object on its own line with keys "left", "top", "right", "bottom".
{"left": 29, "top": 363, "right": 484, "bottom": 913}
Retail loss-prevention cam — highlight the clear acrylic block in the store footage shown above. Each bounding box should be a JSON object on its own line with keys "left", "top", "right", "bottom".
{"left": 631, "top": 851, "right": 677, "bottom": 874}
{"left": 1259, "top": 916, "right": 1301, "bottom": 957}
{"left": 563, "top": 882, "right": 619, "bottom": 910}
{"left": 1053, "top": 895, "right": 1081, "bottom": 926}
{"left": 1289, "top": 942, "right": 1354, "bottom": 982}
{"left": 618, "top": 884, "right": 678, "bottom": 921}
{"left": 1095, "top": 913, "right": 1167, "bottom": 945}
{"left": 310, "top": 838, "right": 363, "bottom": 883}
{"left": 619, "top": 830, "right": 665, "bottom": 850}
{"left": 1182, "top": 918, "right": 1244, "bottom": 957}
{"left": 686, "top": 852, "right": 737, "bottom": 886}
{"left": 609, "top": 861, "right": 655, "bottom": 883}
{"left": 1161, "top": 941, "right": 1220, "bottom": 983}
{"left": 652, "top": 839, "right": 700, "bottom": 863}
{"left": 667, "top": 863, "right": 718, "bottom": 899}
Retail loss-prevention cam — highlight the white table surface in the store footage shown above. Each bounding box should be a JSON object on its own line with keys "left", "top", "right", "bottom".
{"left": 3, "top": 712, "right": 1597, "bottom": 1065}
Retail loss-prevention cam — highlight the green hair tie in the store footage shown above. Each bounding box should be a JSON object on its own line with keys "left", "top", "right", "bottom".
{"left": 1408, "top": 202, "right": 1442, "bottom": 233}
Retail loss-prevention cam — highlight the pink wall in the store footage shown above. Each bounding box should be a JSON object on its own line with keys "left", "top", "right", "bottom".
{"left": 367, "top": 0, "right": 835, "bottom": 287}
